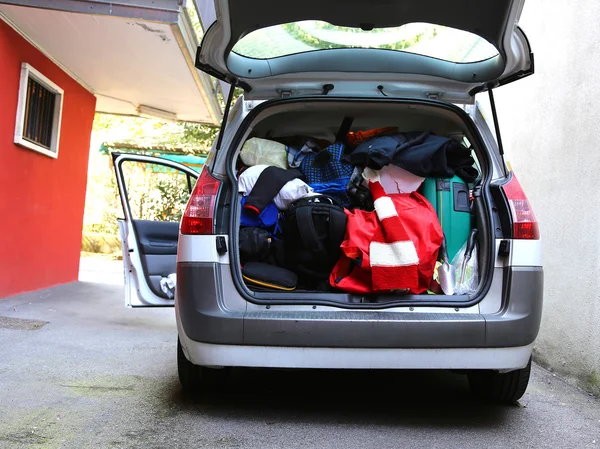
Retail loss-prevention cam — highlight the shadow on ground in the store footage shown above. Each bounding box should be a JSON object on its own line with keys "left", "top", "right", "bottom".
{"left": 163, "top": 368, "right": 508, "bottom": 429}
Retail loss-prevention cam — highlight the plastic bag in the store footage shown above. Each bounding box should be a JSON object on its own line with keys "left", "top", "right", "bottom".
{"left": 160, "top": 273, "right": 177, "bottom": 299}
{"left": 451, "top": 241, "right": 479, "bottom": 295}
{"left": 240, "top": 138, "right": 288, "bottom": 169}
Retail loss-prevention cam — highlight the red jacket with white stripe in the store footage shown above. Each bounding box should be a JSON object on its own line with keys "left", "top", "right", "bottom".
{"left": 330, "top": 168, "right": 443, "bottom": 294}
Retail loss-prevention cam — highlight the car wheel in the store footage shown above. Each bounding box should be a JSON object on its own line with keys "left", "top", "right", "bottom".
{"left": 467, "top": 358, "right": 532, "bottom": 404}
{"left": 177, "top": 338, "right": 228, "bottom": 393}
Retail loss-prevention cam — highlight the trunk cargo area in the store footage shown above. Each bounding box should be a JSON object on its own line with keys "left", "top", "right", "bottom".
{"left": 227, "top": 98, "right": 494, "bottom": 308}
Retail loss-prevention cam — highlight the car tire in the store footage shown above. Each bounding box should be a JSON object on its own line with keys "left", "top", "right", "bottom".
{"left": 177, "top": 338, "right": 228, "bottom": 393}
{"left": 467, "top": 358, "right": 532, "bottom": 404}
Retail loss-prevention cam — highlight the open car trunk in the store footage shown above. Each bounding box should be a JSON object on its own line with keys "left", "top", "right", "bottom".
{"left": 227, "top": 97, "right": 495, "bottom": 308}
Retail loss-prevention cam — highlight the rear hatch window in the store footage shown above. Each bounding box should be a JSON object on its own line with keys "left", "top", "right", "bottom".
{"left": 232, "top": 21, "right": 499, "bottom": 63}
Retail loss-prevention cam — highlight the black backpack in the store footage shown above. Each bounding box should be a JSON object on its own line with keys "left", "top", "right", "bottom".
{"left": 239, "top": 226, "right": 285, "bottom": 267}
{"left": 239, "top": 227, "right": 272, "bottom": 264}
{"left": 283, "top": 195, "right": 347, "bottom": 287}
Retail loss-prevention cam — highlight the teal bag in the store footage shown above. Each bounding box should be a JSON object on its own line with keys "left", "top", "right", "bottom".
{"left": 420, "top": 176, "right": 472, "bottom": 260}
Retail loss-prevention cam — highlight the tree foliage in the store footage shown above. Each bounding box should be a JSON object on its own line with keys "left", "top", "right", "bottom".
{"left": 282, "top": 22, "right": 435, "bottom": 51}
{"left": 85, "top": 88, "right": 243, "bottom": 239}
{"left": 92, "top": 113, "right": 219, "bottom": 155}
{"left": 123, "top": 162, "right": 192, "bottom": 223}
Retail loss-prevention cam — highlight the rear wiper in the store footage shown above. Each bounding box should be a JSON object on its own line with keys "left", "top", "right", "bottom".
{"left": 322, "top": 84, "right": 334, "bottom": 95}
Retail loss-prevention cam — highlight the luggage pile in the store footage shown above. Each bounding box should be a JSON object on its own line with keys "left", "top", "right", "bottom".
{"left": 237, "top": 122, "right": 480, "bottom": 296}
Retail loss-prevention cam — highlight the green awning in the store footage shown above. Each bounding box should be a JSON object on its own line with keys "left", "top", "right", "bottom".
{"left": 158, "top": 153, "right": 206, "bottom": 169}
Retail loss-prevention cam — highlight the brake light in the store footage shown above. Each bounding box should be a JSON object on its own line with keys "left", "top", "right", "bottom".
{"left": 180, "top": 168, "right": 221, "bottom": 235}
{"left": 501, "top": 174, "right": 540, "bottom": 239}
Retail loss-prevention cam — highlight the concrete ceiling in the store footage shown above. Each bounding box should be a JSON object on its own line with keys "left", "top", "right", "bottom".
{"left": 0, "top": 3, "right": 222, "bottom": 125}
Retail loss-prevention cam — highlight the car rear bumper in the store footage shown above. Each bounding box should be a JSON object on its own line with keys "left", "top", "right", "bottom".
{"left": 176, "top": 262, "right": 543, "bottom": 350}
{"left": 177, "top": 318, "right": 533, "bottom": 370}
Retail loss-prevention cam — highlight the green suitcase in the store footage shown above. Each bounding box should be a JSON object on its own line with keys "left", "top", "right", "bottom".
{"left": 420, "top": 176, "right": 472, "bottom": 260}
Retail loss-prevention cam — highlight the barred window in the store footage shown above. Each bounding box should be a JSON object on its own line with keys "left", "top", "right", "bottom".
{"left": 14, "top": 63, "right": 64, "bottom": 158}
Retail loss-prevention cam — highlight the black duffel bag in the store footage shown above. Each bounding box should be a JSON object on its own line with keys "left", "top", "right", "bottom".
{"left": 282, "top": 195, "right": 347, "bottom": 288}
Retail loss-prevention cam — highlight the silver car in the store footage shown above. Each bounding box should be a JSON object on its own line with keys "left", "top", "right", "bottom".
{"left": 114, "top": 0, "right": 543, "bottom": 404}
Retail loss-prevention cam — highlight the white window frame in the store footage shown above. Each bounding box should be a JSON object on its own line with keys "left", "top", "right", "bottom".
{"left": 14, "top": 62, "right": 64, "bottom": 159}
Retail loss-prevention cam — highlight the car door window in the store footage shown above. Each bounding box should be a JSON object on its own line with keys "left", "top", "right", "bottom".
{"left": 120, "top": 161, "right": 195, "bottom": 222}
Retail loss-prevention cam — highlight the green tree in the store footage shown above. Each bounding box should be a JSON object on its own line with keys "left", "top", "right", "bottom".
{"left": 92, "top": 113, "right": 219, "bottom": 155}
{"left": 282, "top": 22, "right": 436, "bottom": 51}
{"left": 85, "top": 86, "right": 244, "bottom": 241}
{"left": 146, "top": 175, "right": 191, "bottom": 222}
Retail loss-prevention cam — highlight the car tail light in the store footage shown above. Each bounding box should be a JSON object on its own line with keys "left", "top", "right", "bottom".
{"left": 180, "top": 168, "right": 221, "bottom": 235}
{"left": 501, "top": 174, "right": 540, "bottom": 240}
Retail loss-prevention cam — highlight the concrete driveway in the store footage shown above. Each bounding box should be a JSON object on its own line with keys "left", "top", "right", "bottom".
{"left": 0, "top": 258, "right": 599, "bottom": 448}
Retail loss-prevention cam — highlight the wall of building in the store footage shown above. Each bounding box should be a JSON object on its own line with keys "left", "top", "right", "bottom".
{"left": 0, "top": 19, "right": 96, "bottom": 298}
{"left": 493, "top": 0, "right": 600, "bottom": 394}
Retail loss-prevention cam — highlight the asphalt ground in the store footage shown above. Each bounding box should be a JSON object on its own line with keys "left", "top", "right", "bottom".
{"left": 0, "top": 258, "right": 598, "bottom": 448}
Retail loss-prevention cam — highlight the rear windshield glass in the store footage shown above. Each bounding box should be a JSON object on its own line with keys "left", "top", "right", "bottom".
{"left": 232, "top": 21, "right": 498, "bottom": 63}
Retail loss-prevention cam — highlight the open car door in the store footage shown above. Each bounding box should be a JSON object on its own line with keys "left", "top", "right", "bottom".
{"left": 111, "top": 153, "right": 200, "bottom": 307}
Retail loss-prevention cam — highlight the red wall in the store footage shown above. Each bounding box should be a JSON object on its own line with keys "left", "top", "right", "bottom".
{"left": 0, "top": 19, "right": 96, "bottom": 298}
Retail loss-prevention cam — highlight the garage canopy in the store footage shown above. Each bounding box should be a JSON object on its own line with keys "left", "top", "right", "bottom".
{"left": 0, "top": 0, "right": 222, "bottom": 125}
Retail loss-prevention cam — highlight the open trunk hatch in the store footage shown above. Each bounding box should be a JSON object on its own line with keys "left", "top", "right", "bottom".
{"left": 197, "top": 0, "right": 533, "bottom": 102}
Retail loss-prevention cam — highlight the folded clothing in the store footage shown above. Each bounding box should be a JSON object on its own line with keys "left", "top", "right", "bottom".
{"left": 239, "top": 165, "right": 315, "bottom": 212}
{"left": 238, "top": 164, "right": 265, "bottom": 194}
{"left": 347, "top": 132, "right": 478, "bottom": 183}
{"left": 245, "top": 165, "right": 302, "bottom": 213}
